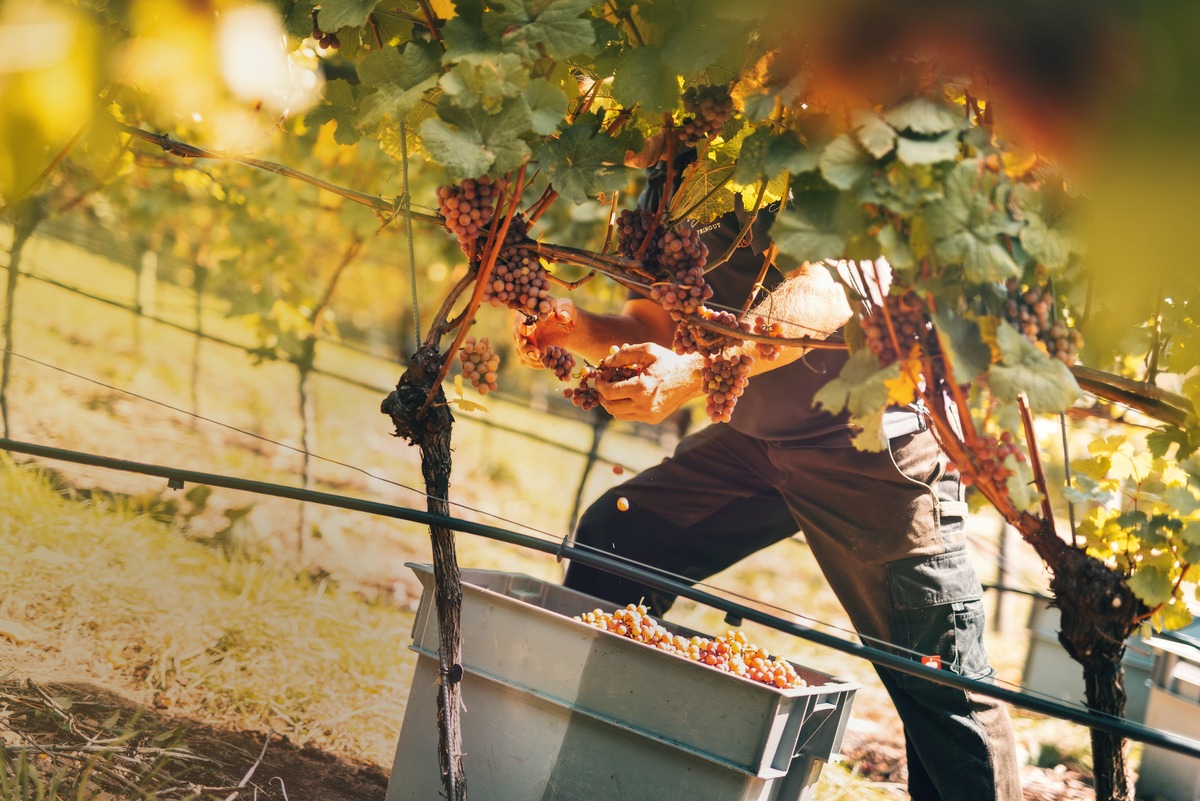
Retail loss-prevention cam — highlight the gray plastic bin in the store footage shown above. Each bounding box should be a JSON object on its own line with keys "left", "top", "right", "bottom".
{"left": 1135, "top": 626, "right": 1200, "bottom": 801}
{"left": 386, "top": 563, "right": 858, "bottom": 801}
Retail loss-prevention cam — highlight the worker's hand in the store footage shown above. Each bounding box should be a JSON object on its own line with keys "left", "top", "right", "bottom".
{"left": 512, "top": 298, "right": 576, "bottom": 369}
{"left": 595, "top": 342, "right": 702, "bottom": 424}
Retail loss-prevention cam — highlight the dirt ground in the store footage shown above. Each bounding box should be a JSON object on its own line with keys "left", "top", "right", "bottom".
{"left": 0, "top": 679, "right": 390, "bottom": 801}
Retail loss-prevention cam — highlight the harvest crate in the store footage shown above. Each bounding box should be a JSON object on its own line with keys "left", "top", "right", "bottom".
{"left": 386, "top": 563, "right": 858, "bottom": 801}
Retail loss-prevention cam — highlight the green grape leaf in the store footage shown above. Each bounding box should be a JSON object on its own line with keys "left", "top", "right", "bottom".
{"left": 852, "top": 406, "right": 889, "bottom": 452}
{"left": 494, "top": 0, "right": 597, "bottom": 61}
{"left": 1128, "top": 563, "right": 1175, "bottom": 607}
{"left": 851, "top": 109, "right": 896, "bottom": 159}
{"left": 523, "top": 78, "right": 568, "bottom": 136}
{"left": 771, "top": 205, "right": 845, "bottom": 264}
{"left": 742, "top": 91, "right": 776, "bottom": 122}
{"left": 931, "top": 310, "right": 990, "bottom": 382}
{"left": 1006, "top": 456, "right": 1039, "bottom": 511}
{"left": 440, "top": 53, "right": 528, "bottom": 113}
{"left": 1164, "top": 485, "right": 1200, "bottom": 515}
{"left": 418, "top": 120, "right": 490, "bottom": 178}
{"left": 923, "top": 161, "right": 1022, "bottom": 282}
{"left": 734, "top": 129, "right": 820, "bottom": 185}
{"left": 304, "top": 79, "right": 362, "bottom": 145}
{"left": 420, "top": 98, "right": 534, "bottom": 179}
{"left": 442, "top": 1, "right": 490, "bottom": 60}
{"left": 1063, "top": 474, "right": 1116, "bottom": 505}
{"left": 874, "top": 224, "right": 914, "bottom": 273}
{"left": 1019, "top": 214, "right": 1075, "bottom": 272}
{"left": 935, "top": 232, "right": 1021, "bottom": 283}
{"left": 819, "top": 134, "right": 870, "bottom": 189}
{"left": 661, "top": 18, "right": 748, "bottom": 74}
{"left": 317, "top": 0, "right": 380, "bottom": 31}
{"left": 882, "top": 95, "right": 964, "bottom": 135}
{"left": 813, "top": 349, "right": 893, "bottom": 451}
{"left": 358, "top": 42, "right": 441, "bottom": 126}
{"left": 533, "top": 116, "right": 629, "bottom": 204}
{"left": 281, "top": 2, "right": 316, "bottom": 38}
{"left": 612, "top": 45, "right": 680, "bottom": 115}
{"left": 895, "top": 130, "right": 960, "bottom": 165}
{"left": 371, "top": 9, "right": 414, "bottom": 45}
{"left": 988, "top": 323, "right": 1081, "bottom": 412}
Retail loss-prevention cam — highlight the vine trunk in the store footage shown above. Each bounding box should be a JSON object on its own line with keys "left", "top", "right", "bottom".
{"left": 381, "top": 345, "right": 465, "bottom": 801}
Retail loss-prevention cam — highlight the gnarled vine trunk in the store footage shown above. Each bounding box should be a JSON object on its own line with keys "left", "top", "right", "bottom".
{"left": 381, "top": 344, "right": 465, "bottom": 801}
{"left": 1048, "top": 546, "right": 1141, "bottom": 801}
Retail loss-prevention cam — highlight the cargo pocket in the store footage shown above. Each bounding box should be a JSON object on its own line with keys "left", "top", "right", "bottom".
{"left": 886, "top": 545, "right": 994, "bottom": 688}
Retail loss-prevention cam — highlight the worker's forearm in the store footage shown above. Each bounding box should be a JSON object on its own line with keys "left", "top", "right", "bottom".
{"left": 731, "top": 262, "right": 853, "bottom": 377}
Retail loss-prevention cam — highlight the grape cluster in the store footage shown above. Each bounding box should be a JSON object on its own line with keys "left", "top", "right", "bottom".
{"left": 574, "top": 603, "right": 806, "bottom": 689}
{"left": 484, "top": 215, "right": 555, "bottom": 320}
{"left": 436, "top": 176, "right": 498, "bottom": 255}
{"left": 673, "top": 307, "right": 746, "bottom": 356}
{"left": 458, "top": 336, "right": 499, "bottom": 394}
{"left": 565, "top": 355, "right": 643, "bottom": 411}
{"left": 616, "top": 208, "right": 660, "bottom": 262}
{"left": 754, "top": 316, "right": 783, "bottom": 361}
{"left": 957, "top": 431, "right": 1027, "bottom": 487}
{"left": 678, "top": 84, "right": 735, "bottom": 147}
{"left": 861, "top": 293, "right": 929, "bottom": 366}
{"left": 540, "top": 345, "right": 576, "bottom": 382}
{"left": 1001, "top": 279, "right": 1083, "bottom": 365}
{"left": 650, "top": 226, "right": 712, "bottom": 317}
{"left": 703, "top": 351, "right": 754, "bottom": 423}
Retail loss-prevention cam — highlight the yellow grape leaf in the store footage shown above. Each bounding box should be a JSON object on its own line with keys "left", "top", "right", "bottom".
{"left": 974, "top": 315, "right": 1002, "bottom": 364}
{"left": 429, "top": 0, "right": 457, "bottom": 19}
{"left": 884, "top": 363, "right": 919, "bottom": 406}
{"left": 1155, "top": 599, "right": 1195, "bottom": 633}
{"left": 1071, "top": 454, "right": 1113, "bottom": 482}
{"left": 1087, "top": 433, "right": 1129, "bottom": 458}
{"left": 908, "top": 216, "right": 931, "bottom": 261}
{"left": 448, "top": 397, "right": 489, "bottom": 413}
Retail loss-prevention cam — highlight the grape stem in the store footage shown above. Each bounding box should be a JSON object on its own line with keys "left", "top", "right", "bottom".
{"left": 1017, "top": 392, "right": 1059, "bottom": 540}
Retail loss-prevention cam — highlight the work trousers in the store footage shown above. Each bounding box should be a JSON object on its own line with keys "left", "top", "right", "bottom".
{"left": 563, "top": 422, "right": 1022, "bottom": 801}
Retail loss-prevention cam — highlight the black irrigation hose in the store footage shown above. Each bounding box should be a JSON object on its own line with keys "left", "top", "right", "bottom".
{"left": 3, "top": 436, "right": 1200, "bottom": 761}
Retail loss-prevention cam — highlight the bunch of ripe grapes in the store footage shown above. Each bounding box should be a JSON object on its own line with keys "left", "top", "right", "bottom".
{"left": 436, "top": 176, "right": 497, "bottom": 255}
{"left": 1001, "top": 279, "right": 1083, "bottom": 365}
{"left": 650, "top": 226, "right": 712, "bottom": 317}
{"left": 754, "top": 316, "right": 783, "bottom": 361}
{"left": 616, "top": 208, "right": 660, "bottom": 262}
{"left": 678, "top": 84, "right": 735, "bottom": 146}
{"left": 565, "top": 354, "right": 643, "bottom": 411}
{"left": 672, "top": 307, "right": 746, "bottom": 356}
{"left": 540, "top": 345, "right": 576, "bottom": 382}
{"left": 703, "top": 351, "right": 754, "bottom": 423}
{"left": 861, "top": 292, "right": 929, "bottom": 366}
{"left": 575, "top": 603, "right": 806, "bottom": 689}
{"left": 484, "top": 215, "right": 555, "bottom": 319}
{"left": 458, "top": 336, "right": 499, "bottom": 394}
{"left": 956, "top": 430, "right": 1027, "bottom": 487}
